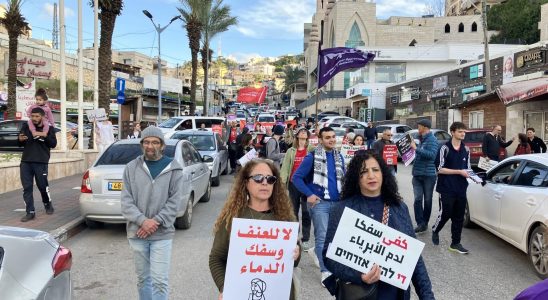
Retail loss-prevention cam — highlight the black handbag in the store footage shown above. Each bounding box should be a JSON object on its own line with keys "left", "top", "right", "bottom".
{"left": 337, "top": 281, "right": 378, "bottom": 300}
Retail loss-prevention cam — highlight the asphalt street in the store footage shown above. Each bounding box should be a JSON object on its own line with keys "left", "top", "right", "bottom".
{"left": 64, "top": 164, "right": 540, "bottom": 300}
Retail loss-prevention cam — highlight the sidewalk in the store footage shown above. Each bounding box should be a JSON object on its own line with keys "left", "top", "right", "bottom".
{"left": 0, "top": 174, "right": 86, "bottom": 242}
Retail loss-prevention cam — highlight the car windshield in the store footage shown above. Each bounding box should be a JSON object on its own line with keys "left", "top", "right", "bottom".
{"left": 258, "top": 116, "right": 274, "bottom": 122}
{"left": 464, "top": 131, "right": 486, "bottom": 143}
{"left": 158, "top": 118, "right": 181, "bottom": 128}
{"left": 172, "top": 134, "right": 215, "bottom": 151}
{"left": 96, "top": 144, "right": 176, "bottom": 165}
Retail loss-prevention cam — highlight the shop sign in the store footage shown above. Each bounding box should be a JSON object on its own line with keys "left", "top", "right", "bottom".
{"left": 516, "top": 50, "right": 545, "bottom": 68}
{"left": 4, "top": 53, "right": 52, "bottom": 79}
{"left": 362, "top": 89, "right": 372, "bottom": 96}
{"left": 461, "top": 85, "right": 485, "bottom": 94}
{"left": 432, "top": 75, "right": 448, "bottom": 90}
{"left": 469, "top": 64, "right": 484, "bottom": 79}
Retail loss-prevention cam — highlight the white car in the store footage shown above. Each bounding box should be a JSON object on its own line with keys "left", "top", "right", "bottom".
{"left": 318, "top": 116, "right": 356, "bottom": 128}
{"left": 466, "top": 154, "right": 548, "bottom": 278}
{"left": 79, "top": 139, "right": 212, "bottom": 230}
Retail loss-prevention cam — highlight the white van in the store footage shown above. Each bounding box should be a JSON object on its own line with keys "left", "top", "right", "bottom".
{"left": 158, "top": 116, "right": 225, "bottom": 138}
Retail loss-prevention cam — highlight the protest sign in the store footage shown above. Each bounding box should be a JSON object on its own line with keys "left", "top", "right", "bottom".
{"left": 85, "top": 108, "right": 107, "bottom": 122}
{"left": 340, "top": 144, "right": 366, "bottom": 164}
{"left": 223, "top": 218, "right": 299, "bottom": 300}
{"left": 383, "top": 144, "right": 398, "bottom": 165}
{"left": 326, "top": 207, "right": 425, "bottom": 290}
{"left": 238, "top": 149, "right": 258, "bottom": 167}
{"left": 396, "top": 134, "right": 415, "bottom": 166}
{"left": 478, "top": 157, "right": 498, "bottom": 171}
{"left": 211, "top": 124, "right": 223, "bottom": 137}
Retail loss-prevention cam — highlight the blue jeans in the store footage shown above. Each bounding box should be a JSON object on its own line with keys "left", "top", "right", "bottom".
{"left": 128, "top": 238, "right": 173, "bottom": 300}
{"left": 308, "top": 200, "right": 337, "bottom": 272}
{"left": 412, "top": 175, "right": 437, "bottom": 227}
{"left": 366, "top": 139, "right": 375, "bottom": 150}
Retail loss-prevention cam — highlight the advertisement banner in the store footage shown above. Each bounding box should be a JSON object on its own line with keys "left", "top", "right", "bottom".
{"left": 502, "top": 55, "right": 514, "bottom": 85}
{"left": 395, "top": 134, "right": 415, "bottom": 166}
{"left": 326, "top": 207, "right": 425, "bottom": 290}
{"left": 4, "top": 53, "right": 52, "bottom": 79}
{"left": 223, "top": 218, "right": 299, "bottom": 300}
{"left": 143, "top": 74, "right": 183, "bottom": 94}
{"left": 15, "top": 80, "right": 36, "bottom": 119}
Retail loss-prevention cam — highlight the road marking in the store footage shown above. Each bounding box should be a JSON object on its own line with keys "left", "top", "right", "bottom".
{"left": 72, "top": 187, "right": 80, "bottom": 190}
{"left": 13, "top": 209, "right": 26, "bottom": 212}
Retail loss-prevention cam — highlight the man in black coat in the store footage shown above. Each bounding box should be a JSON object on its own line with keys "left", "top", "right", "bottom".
{"left": 481, "top": 125, "right": 514, "bottom": 161}
{"left": 18, "top": 107, "right": 57, "bottom": 222}
{"left": 526, "top": 128, "right": 547, "bottom": 153}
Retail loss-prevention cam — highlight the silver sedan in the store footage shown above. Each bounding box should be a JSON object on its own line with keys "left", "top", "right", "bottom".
{"left": 79, "top": 139, "right": 212, "bottom": 230}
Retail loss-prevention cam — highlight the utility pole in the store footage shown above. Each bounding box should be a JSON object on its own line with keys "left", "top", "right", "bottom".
{"left": 52, "top": 3, "right": 59, "bottom": 49}
{"left": 481, "top": 0, "right": 492, "bottom": 92}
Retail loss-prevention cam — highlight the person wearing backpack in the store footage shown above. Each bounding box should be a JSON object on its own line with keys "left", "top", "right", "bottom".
{"left": 266, "top": 125, "right": 286, "bottom": 169}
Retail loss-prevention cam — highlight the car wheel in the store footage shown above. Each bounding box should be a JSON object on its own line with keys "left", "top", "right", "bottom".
{"left": 200, "top": 179, "right": 212, "bottom": 202}
{"left": 85, "top": 219, "right": 103, "bottom": 229}
{"left": 529, "top": 225, "right": 548, "bottom": 279}
{"left": 463, "top": 201, "right": 475, "bottom": 228}
{"left": 175, "top": 194, "right": 193, "bottom": 230}
{"left": 212, "top": 172, "right": 220, "bottom": 187}
{"left": 221, "top": 162, "right": 228, "bottom": 175}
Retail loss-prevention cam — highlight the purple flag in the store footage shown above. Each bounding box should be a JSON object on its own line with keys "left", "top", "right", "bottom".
{"left": 317, "top": 47, "right": 376, "bottom": 89}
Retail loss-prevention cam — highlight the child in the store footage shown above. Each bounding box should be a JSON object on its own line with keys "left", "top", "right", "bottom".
{"left": 26, "top": 88, "right": 55, "bottom": 139}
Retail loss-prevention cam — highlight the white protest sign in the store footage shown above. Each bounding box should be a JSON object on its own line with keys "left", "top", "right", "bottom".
{"left": 340, "top": 144, "right": 366, "bottom": 164}
{"left": 478, "top": 156, "right": 498, "bottom": 171}
{"left": 85, "top": 108, "right": 107, "bottom": 122}
{"left": 326, "top": 207, "right": 425, "bottom": 290}
{"left": 238, "top": 148, "right": 258, "bottom": 167}
{"left": 223, "top": 218, "right": 299, "bottom": 300}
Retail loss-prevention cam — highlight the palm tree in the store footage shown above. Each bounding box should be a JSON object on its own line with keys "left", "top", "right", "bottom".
{"left": 91, "top": 0, "right": 124, "bottom": 114}
{"left": 0, "top": 0, "right": 29, "bottom": 119}
{"left": 179, "top": 0, "right": 208, "bottom": 115}
{"left": 200, "top": 0, "right": 237, "bottom": 115}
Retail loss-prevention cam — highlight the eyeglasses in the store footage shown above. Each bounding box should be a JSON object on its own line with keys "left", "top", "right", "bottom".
{"left": 142, "top": 140, "right": 161, "bottom": 146}
{"left": 247, "top": 174, "right": 277, "bottom": 185}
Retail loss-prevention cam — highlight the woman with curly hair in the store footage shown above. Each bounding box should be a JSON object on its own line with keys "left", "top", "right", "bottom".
{"left": 322, "top": 151, "right": 435, "bottom": 300}
{"left": 209, "top": 159, "right": 301, "bottom": 300}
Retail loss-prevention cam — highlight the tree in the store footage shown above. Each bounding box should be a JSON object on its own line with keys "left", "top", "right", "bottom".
{"left": 422, "top": 0, "right": 445, "bottom": 17}
{"left": 0, "top": 0, "right": 29, "bottom": 119}
{"left": 283, "top": 66, "right": 305, "bottom": 92}
{"left": 179, "top": 0, "right": 208, "bottom": 115}
{"left": 487, "top": 0, "right": 548, "bottom": 44}
{"left": 200, "top": 0, "right": 237, "bottom": 115}
{"left": 91, "top": 0, "right": 124, "bottom": 114}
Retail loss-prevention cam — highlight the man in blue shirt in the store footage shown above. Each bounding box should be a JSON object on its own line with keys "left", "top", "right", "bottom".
{"left": 292, "top": 127, "right": 345, "bottom": 286}
{"left": 432, "top": 122, "right": 471, "bottom": 254}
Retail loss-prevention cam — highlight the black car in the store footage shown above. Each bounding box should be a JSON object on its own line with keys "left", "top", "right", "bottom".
{"left": 0, "top": 120, "right": 60, "bottom": 151}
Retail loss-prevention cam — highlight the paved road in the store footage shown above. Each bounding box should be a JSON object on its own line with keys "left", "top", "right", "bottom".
{"left": 64, "top": 164, "right": 540, "bottom": 299}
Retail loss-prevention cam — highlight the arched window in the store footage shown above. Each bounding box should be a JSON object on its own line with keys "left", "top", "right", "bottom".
{"left": 458, "top": 23, "right": 464, "bottom": 32}
{"left": 444, "top": 23, "right": 450, "bottom": 33}
{"left": 344, "top": 22, "right": 366, "bottom": 89}
{"left": 471, "top": 22, "right": 478, "bottom": 32}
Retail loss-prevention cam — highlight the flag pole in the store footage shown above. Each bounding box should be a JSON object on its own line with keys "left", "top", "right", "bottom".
{"left": 315, "top": 20, "right": 324, "bottom": 128}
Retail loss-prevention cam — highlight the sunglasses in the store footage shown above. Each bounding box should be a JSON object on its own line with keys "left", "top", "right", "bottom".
{"left": 247, "top": 174, "right": 277, "bottom": 185}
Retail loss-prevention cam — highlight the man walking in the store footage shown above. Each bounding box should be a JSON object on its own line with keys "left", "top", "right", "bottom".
{"left": 482, "top": 125, "right": 514, "bottom": 161}
{"left": 18, "top": 107, "right": 57, "bottom": 222}
{"left": 526, "top": 128, "right": 546, "bottom": 154}
{"left": 411, "top": 119, "right": 438, "bottom": 233}
{"left": 364, "top": 121, "right": 378, "bottom": 149}
{"left": 266, "top": 125, "right": 286, "bottom": 169}
{"left": 372, "top": 128, "right": 397, "bottom": 175}
{"left": 432, "top": 122, "right": 471, "bottom": 254}
{"left": 292, "top": 127, "right": 345, "bottom": 285}
{"left": 226, "top": 121, "right": 240, "bottom": 174}
{"left": 121, "top": 126, "right": 184, "bottom": 300}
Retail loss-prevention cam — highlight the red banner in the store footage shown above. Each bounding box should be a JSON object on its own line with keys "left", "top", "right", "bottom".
{"left": 237, "top": 87, "right": 268, "bottom": 104}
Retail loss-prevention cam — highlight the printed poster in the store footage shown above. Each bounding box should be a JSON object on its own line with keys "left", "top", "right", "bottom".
{"left": 340, "top": 144, "right": 366, "bottom": 164}
{"left": 326, "top": 207, "right": 425, "bottom": 290}
{"left": 395, "top": 134, "right": 415, "bottom": 166}
{"left": 383, "top": 144, "right": 399, "bottom": 166}
{"left": 223, "top": 218, "right": 299, "bottom": 300}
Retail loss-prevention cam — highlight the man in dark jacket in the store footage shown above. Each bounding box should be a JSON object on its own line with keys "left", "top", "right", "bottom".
{"left": 482, "top": 125, "right": 514, "bottom": 161}
{"left": 364, "top": 121, "right": 378, "bottom": 149}
{"left": 411, "top": 119, "right": 438, "bottom": 233}
{"left": 526, "top": 128, "right": 546, "bottom": 153}
{"left": 371, "top": 129, "right": 397, "bottom": 175}
{"left": 18, "top": 107, "right": 58, "bottom": 222}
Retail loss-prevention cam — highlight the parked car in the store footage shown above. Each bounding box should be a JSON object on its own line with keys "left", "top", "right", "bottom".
{"left": 0, "top": 226, "right": 72, "bottom": 299}
{"left": 318, "top": 116, "right": 355, "bottom": 128}
{"left": 79, "top": 139, "right": 212, "bottom": 229}
{"left": 466, "top": 154, "right": 548, "bottom": 278}
{"left": 464, "top": 129, "right": 507, "bottom": 167}
{"left": 169, "top": 130, "right": 228, "bottom": 186}
{"left": 158, "top": 116, "right": 225, "bottom": 138}
{"left": 83, "top": 123, "right": 92, "bottom": 137}
{"left": 375, "top": 124, "right": 413, "bottom": 140}
{"left": 316, "top": 111, "right": 340, "bottom": 119}
{"left": 339, "top": 121, "right": 367, "bottom": 136}
{"left": 0, "top": 120, "right": 61, "bottom": 151}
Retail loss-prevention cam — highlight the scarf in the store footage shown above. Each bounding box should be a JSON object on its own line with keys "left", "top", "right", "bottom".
{"left": 313, "top": 146, "right": 344, "bottom": 200}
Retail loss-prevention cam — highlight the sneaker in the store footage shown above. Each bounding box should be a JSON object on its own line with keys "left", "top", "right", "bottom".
{"left": 45, "top": 203, "right": 54, "bottom": 215}
{"left": 321, "top": 271, "right": 332, "bottom": 287}
{"left": 449, "top": 243, "right": 469, "bottom": 254}
{"left": 432, "top": 231, "right": 439, "bottom": 245}
{"left": 21, "top": 213, "right": 35, "bottom": 222}
{"left": 414, "top": 224, "right": 427, "bottom": 234}
{"left": 302, "top": 241, "right": 313, "bottom": 252}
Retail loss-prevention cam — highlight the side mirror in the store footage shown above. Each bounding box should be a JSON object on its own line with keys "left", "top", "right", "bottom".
{"left": 202, "top": 155, "right": 214, "bottom": 163}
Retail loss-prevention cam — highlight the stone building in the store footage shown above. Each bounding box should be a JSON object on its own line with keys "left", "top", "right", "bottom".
{"left": 445, "top": 0, "right": 505, "bottom": 16}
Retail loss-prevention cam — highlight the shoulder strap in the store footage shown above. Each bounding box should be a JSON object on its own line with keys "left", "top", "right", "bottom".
{"left": 382, "top": 204, "right": 390, "bottom": 225}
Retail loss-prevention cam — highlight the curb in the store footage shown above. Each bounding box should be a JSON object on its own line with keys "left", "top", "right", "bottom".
{"left": 50, "top": 216, "right": 86, "bottom": 243}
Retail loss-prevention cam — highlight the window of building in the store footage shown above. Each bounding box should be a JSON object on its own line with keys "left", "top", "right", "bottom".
{"left": 344, "top": 22, "right": 366, "bottom": 89}
{"left": 469, "top": 110, "right": 484, "bottom": 128}
{"left": 458, "top": 23, "right": 464, "bottom": 32}
{"left": 349, "top": 65, "right": 370, "bottom": 87}
{"left": 471, "top": 22, "right": 478, "bottom": 32}
{"left": 375, "top": 63, "right": 406, "bottom": 83}
{"left": 445, "top": 24, "right": 450, "bottom": 33}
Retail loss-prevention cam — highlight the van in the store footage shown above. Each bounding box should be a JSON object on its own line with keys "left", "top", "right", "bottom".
{"left": 158, "top": 116, "right": 225, "bottom": 138}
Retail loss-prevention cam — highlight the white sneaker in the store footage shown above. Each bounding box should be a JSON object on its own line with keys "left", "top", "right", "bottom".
{"left": 321, "top": 271, "right": 332, "bottom": 287}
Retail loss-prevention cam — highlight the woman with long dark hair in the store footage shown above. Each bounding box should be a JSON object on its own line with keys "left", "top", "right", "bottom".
{"left": 514, "top": 133, "right": 531, "bottom": 155}
{"left": 322, "top": 150, "right": 435, "bottom": 299}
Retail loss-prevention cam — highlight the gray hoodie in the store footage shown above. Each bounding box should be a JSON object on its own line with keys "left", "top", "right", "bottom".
{"left": 121, "top": 155, "right": 184, "bottom": 240}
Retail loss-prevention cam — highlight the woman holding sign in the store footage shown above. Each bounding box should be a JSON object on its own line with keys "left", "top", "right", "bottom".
{"left": 209, "top": 159, "right": 301, "bottom": 300}
{"left": 322, "top": 151, "right": 434, "bottom": 300}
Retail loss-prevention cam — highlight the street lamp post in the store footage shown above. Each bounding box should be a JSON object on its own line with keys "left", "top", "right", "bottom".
{"left": 143, "top": 10, "right": 180, "bottom": 124}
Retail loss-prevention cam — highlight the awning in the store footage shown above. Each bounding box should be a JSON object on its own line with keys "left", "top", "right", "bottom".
{"left": 496, "top": 77, "right": 548, "bottom": 106}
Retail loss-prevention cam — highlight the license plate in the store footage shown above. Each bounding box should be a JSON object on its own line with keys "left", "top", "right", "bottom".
{"left": 108, "top": 181, "right": 123, "bottom": 191}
